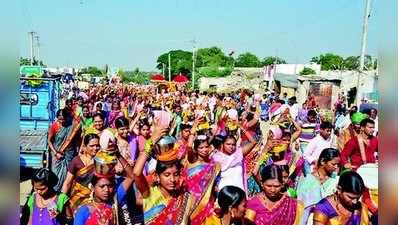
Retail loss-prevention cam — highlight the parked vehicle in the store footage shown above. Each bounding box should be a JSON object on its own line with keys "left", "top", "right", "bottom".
{"left": 20, "top": 77, "right": 60, "bottom": 170}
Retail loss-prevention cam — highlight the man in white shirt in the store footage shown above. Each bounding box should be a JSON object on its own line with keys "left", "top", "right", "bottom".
{"left": 287, "top": 96, "right": 300, "bottom": 121}
{"left": 303, "top": 121, "right": 333, "bottom": 173}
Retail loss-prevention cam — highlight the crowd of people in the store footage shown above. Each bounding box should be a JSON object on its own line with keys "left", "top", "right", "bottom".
{"left": 21, "top": 83, "right": 378, "bottom": 225}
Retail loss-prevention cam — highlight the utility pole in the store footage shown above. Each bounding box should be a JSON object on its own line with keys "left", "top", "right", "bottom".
{"left": 268, "top": 49, "right": 277, "bottom": 91}
{"left": 168, "top": 52, "right": 171, "bottom": 81}
{"left": 28, "top": 31, "right": 36, "bottom": 65}
{"left": 356, "top": 0, "right": 372, "bottom": 106}
{"left": 192, "top": 39, "right": 196, "bottom": 89}
{"left": 35, "top": 35, "right": 40, "bottom": 64}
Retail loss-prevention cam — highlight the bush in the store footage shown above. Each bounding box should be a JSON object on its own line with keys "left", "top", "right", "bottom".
{"left": 300, "top": 67, "right": 316, "bottom": 75}
{"left": 198, "top": 66, "right": 232, "bottom": 78}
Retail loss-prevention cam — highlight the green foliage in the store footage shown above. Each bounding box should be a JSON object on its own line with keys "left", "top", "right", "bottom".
{"left": 79, "top": 66, "right": 104, "bottom": 76}
{"left": 121, "top": 68, "right": 150, "bottom": 84}
{"left": 235, "top": 52, "right": 261, "bottom": 67}
{"left": 186, "top": 73, "right": 201, "bottom": 90}
{"left": 343, "top": 56, "right": 360, "bottom": 70}
{"left": 198, "top": 66, "right": 232, "bottom": 78}
{"left": 20, "top": 57, "right": 46, "bottom": 67}
{"left": 341, "top": 55, "right": 376, "bottom": 71}
{"left": 299, "top": 67, "right": 316, "bottom": 75}
{"left": 310, "top": 53, "right": 344, "bottom": 70}
{"left": 156, "top": 50, "right": 193, "bottom": 77}
{"left": 196, "top": 47, "right": 232, "bottom": 67}
{"left": 363, "top": 55, "right": 375, "bottom": 70}
{"left": 261, "top": 56, "right": 287, "bottom": 66}
{"left": 372, "top": 58, "right": 378, "bottom": 70}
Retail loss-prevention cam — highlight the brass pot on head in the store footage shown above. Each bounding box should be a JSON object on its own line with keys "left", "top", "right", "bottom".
{"left": 154, "top": 135, "right": 178, "bottom": 162}
{"left": 94, "top": 150, "right": 117, "bottom": 176}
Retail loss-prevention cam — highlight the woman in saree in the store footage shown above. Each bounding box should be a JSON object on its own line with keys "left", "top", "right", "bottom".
{"left": 185, "top": 131, "right": 221, "bottom": 225}
{"left": 246, "top": 115, "right": 301, "bottom": 197}
{"left": 80, "top": 105, "right": 94, "bottom": 136}
{"left": 247, "top": 164, "right": 304, "bottom": 225}
{"left": 297, "top": 148, "right": 340, "bottom": 225}
{"left": 108, "top": 101, "right": 124, "bottom": 129}
{"left": 240, "top": 104, "right": 260, "bottom": 147}
{"left": 114, "top": 117, "right": 138, "bottom": 166}
{"left": 88, "top": 112, "right": 118, "bottom": 152}
{"left": 133, "top": 120, "right": 200, "bottom": 225}
{"left": 279, "top": 164, "right": 297, "bottom": 198}
{"left": 136, "top": 119, "right": 157, "bottom": 176}
{"left": 61, "top": 134, "right": 100, "bottom": 218}
{"left": 48, "top": 108, "right": 81, "bottom": 192}
{"left": 84, "top": 112, "right": 108, "bottom": 137}
{"left": 137, "top": 119, "right": 151, "bottom": 153}
{"left": 313, "top": 171, "right": 370, "bottom": 225}
{"left": 204, "top": 185, "right": 251, "bottom": 225}
{"left": 73, "top": 149, "right": 135, "bottom": 225}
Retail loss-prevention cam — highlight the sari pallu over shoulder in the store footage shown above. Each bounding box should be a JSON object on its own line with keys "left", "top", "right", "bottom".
{"left": 146, "top": 191, "right": 195, "bottom": 225}
{"left": 186, "top": 162, "right": 221, "bottom": 225}
{"left": 69, "top": 164, "right": 95, "bottom": 212}
{"left": 247, "top": 193, "right": 303, "bottom": 225}
{"left": 83, "top": 202, "right": 117, "bottom": 225}
{"left": 144, "top": 162, "right": 221, "bottom": 225}
{"left": 52, "top": 124, "right": 77, "bottom": 191}
{"left": 313, "top": 198, "right": 370, "bottom": 225}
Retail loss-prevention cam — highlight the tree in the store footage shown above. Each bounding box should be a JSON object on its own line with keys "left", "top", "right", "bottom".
{"left": 363, "top": 55, "right": 375, "bottom": 70}
{"left": 310, "top": 53, "right": 344, "bottom": 70}
{"left": 198, "top": 66, "right": 232, "bottom": 78}
{"left": 343, "top": 56, "right": 360, "bottom": 70}
{"left": 342, "top": 55, "right": 376, "bottom": 71}
{"left": 235, "top": 52, "right": 261, "bottom": 67}
{"left": 299, "top": 67, "right": 316, "bottom": 75}
{"left": 261, "top": 56, "right": 287, "bottom": 66}
{"left": 156, "top": 50, "right": 193, "bottom": 78}
{"left": 373, "top": 58, "right": 378, "bottom": 70}
{"left": 195, "top": 47, "right": 232, "bottom": 67}
{"left": 121, "top": 68, "right": 150, "bottom": 84}
{"left": 79, "top": 66, "right": 103, "bottom": 76}
{"left": 20, "top": 57, "right": 46, "bottom": 67}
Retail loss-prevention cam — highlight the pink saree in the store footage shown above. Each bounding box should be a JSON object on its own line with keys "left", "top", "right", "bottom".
{"left": 247, "top": 193, "right": 302, "bottom": 225}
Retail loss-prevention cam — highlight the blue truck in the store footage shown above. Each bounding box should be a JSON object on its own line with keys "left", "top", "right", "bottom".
{"left": 20, "top": 77, "right": 61, "bottom": 171}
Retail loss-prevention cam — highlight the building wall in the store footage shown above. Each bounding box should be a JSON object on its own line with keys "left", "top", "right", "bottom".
{"left": 280, "top": 87, "right": 296, "bottom": 98}
{"left": 296, "top": 80, "right": 340, "bottom": 109}
{"left": 319, "top": 70, "right": 377, "bottom": 96}
{"left": 296, "top": 81, "right": 309, "bottom": 105}
{"left": 199, "top": 69, "right": 377, "bottom": 104}
{"left": 198, "top": 76, "right": 267, "bottom": 93}
{"left": 274, "top": 64, "right": 321, "bottom": 75}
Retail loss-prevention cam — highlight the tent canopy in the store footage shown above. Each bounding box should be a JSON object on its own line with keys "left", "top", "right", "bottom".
{"left": 151, "top": 73, "right": 165, "bottom": 81}
{"left": 173, "top": 74, "right": 189, "bottom": 83}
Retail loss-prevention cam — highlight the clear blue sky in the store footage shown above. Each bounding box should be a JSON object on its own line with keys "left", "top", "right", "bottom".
{"left": 17, "top": 0, "right": 378, "bottom": 71}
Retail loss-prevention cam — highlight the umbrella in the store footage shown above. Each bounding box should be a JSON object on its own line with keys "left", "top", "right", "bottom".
{"left": 173, "top": 74, "right": 189, "bottom": 83}
{"left": 151, "top": 74, "right": 165, "bottom": 81}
